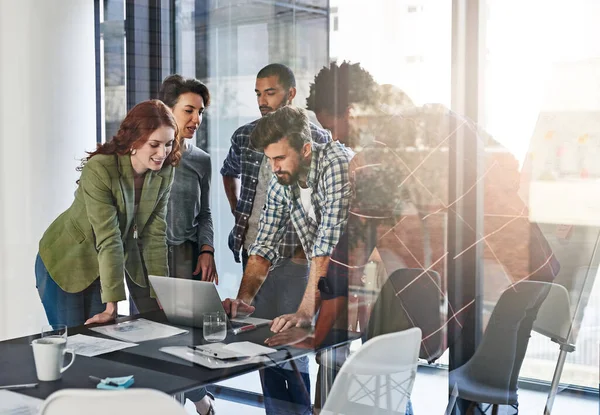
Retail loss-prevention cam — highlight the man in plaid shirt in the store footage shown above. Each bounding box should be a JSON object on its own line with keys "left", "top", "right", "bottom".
{"left": 221, "top": 64, "right": 330, "bottom": 265}
{"left": 223, "top": 105, "right": 353, "bottom": 322}
{"left": 222, "top": 106, "right": 353, "bottom": 413}
{"left": 220, "top": 64, "right": 330, "bottom": 415}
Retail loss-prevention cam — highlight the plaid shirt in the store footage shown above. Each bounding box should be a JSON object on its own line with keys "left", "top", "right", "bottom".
{"left": 220, "top": 119, "right": 331, "bottom": 262}
{"left": 249, "top": 141, "right": 354, "bottom": 263}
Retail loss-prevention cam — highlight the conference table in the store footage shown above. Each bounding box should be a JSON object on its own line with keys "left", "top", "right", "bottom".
{"left": 0, "top": 310, "right": 356, "bottom": 406}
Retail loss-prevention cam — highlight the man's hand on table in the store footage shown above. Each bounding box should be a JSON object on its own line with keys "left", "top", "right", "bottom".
{"left": 270, "top": 311, "right": 312, "bottom": 333}
{"left": 221, "top": 298, "right": 255, "bottom": 318}
{"left": 265, "top": 327, "right": 314, "bottom": 349}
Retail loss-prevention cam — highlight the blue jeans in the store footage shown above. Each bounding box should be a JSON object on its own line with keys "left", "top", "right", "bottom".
{"left": 243, "top": 251, "right": 312, "bottom": 415}
{"left": 35, "top": 253, "right": 104, "bottom": 327}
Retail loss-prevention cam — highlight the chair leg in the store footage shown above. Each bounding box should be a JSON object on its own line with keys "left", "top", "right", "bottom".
{"left": 465, "top": 401, "right": 476, "bottom": 415}
{"left": 545, "top": 349, "right": 569, "bottom": 415}
{"left": 491, "top": 404, "right": 499, "bottom": 415}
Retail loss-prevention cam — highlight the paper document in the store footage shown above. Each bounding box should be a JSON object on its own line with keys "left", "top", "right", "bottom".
{"left": 221, "top": 341, "right": 277, "bottom": 357}
{"left": 0, "top": 390, "right": 43, "bottom": 415}
{"left": 67, "top": 334, "right": 138, "bottom": 357}
{"left": 160, "top": 346, "right": 271, "bottom": 369}
{"left": 191, "top": 341, "right": 277, "bottom": 359}
{"left": 90, "top": 318, "right": 187, "bottom": 342}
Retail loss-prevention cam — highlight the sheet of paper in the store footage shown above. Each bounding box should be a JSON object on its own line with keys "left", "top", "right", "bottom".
{"left": 90, "top": 318, "right": 188, "bottom": 343}
{"left": 0, "top": 390, "right": 43, "bottom": 414}
{"left": 160, "top": 346, "right": 269, "bottom": 369}
{"left": 223, "top": 341, "right": 277, "bottom": 357}
{"left": 192, "top": 342, "right": 277, "bottom": 359}
{"left": 67, "top": 334, "right": 138, "bottom": 357}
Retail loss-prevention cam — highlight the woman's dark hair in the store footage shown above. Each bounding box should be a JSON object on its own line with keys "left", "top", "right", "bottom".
{"left": 80, "top": 100, "right": 181, "bottom": 169}
{"left": 158, "top": 74, "right": 210, "bottom": 109}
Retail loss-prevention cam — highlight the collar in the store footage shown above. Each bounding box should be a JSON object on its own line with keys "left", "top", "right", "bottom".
{"left": 305, "top": 142, "right": 323, "bottom": 189}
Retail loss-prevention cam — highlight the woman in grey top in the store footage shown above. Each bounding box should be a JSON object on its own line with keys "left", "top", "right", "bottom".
{"left": 159, "top": 74, "right": 217, "bottom": 414}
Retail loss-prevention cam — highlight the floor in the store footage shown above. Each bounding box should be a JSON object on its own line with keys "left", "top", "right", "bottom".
{"left": 185, "top": 354, "right": 599, "bottom": 414}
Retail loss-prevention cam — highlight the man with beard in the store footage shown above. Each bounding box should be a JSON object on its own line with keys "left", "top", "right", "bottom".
{"left": 220, "top": 64, "right": 330, "bottom": 415}
{"left": 223, "top": 106, "right": 352, "bottom": 414}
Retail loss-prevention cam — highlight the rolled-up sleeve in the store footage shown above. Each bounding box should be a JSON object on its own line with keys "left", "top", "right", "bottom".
{"left": 248, "top": 177, "right": 289, "bottom": 263}
{"left": 313, "top": 157, "right": 352, "bottom": 258}
{"left": 220, "top": 130, "right": 242, "bottom": 178}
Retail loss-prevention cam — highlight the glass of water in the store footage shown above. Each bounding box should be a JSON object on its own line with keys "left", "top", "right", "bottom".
{"left": 203, "top": 312, "right": 227, "bottom": 342}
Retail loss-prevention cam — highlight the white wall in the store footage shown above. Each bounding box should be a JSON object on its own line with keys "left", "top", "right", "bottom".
{"left": 0, "top": 0, "right": 97, "bottom": 340}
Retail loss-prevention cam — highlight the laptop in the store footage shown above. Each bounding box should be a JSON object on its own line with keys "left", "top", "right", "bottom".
{"left": 148, "top": 275, "right": 271, "bottom": 332}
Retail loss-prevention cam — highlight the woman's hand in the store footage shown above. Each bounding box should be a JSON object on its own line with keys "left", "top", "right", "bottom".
{"left": 193, "top": 245, "right": 218, "bottom": 284}
{"left": 85, "top": 301, "right": 117, "bottom": 325}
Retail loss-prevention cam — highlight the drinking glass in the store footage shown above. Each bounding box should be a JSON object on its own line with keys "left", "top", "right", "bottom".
{"left": 203, "top": 312, "right": 227, "bottom": 342}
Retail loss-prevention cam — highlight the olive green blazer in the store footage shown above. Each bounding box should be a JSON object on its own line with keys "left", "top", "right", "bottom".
{"left": 39, "top": 154, "right": 174, "bottom": 303}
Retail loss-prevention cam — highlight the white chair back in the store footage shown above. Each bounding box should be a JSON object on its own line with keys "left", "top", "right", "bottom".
{"left": 39, "top": 388, "right": 188, "bottom": 415}
{"left": 322, "top": 327, "right": 422, "bottom": 415}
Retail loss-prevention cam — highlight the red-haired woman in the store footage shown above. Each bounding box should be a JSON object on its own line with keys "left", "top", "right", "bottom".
{"left": 35, "top": 100, "right": 181, "bottom": 327}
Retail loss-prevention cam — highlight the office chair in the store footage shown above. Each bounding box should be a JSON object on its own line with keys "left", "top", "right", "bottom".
{"left": 448, "top": 281, "right": 552, "bottom": 414}
{"left": 321, "top": 328, "right": 422, "bottom": 415}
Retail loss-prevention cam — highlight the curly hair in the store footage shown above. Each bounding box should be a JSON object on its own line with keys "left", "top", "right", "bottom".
{"left": 306, "top": 61, "right": 378, "bottom": 116}
{"left": 80, "top": 100, "right": 181, "bottom": 170}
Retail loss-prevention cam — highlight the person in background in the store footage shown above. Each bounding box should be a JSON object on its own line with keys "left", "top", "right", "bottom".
{"left": 306, "top": 61, "right": 378, "bottom": 148}
{"left": 220, "top": 63, "right": 330, "bottom": 415}
{"left": 159, "top": 75, "right": 216, "bottom": 284}
{"left": 35, "top": 100, "right": 179, "bottom": 327}
{"left": 158, "top": 74, "right": 216, "bottom": 415}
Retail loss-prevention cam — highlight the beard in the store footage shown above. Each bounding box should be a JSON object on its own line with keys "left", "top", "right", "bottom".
{"left": 275, "top": 170, "right": 299, "bottom": 185}
{"left": 259, "top": 92, "right": 290, "bottom": 116}
{"left": 274, "top": 156, "right": 310, "bottom": 186}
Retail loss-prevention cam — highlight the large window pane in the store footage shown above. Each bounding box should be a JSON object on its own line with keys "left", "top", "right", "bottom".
{"left": 100, "top": 0, "right": 126, "bottom": 143}
{"left": 481, "top": 0, "right": 600, "bottom": 391}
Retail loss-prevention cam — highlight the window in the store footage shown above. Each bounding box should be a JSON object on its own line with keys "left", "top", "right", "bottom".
{"left": 98, "top": 0, "right": 126, "bottom": 143}
{"left": 479, "top": 0, "right": 600, "bottom": 391}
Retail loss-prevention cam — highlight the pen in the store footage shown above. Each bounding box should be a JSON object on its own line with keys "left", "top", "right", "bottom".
{"left": 89, "top": 376, "right": 120, "bottom": 387}
{"left": 0, "top": 383, "right": 38, "bottom": 390}
{"left": 232, "top": 324, "right": 257, "bottom": 335}
{"left": 187, "top": 345, "right": 218, "bottom": 357}
{"left": 187, "top": 345, "right": 244, "bottom": 361}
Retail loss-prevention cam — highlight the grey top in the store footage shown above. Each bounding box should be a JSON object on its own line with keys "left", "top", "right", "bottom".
{"left": 243, "top": 157, "right": 272, "bottom": 250}
{"left": 166, "top": 141, "right": 214, "bottom": 248}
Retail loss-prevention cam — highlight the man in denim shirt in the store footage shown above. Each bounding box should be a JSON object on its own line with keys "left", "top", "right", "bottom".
{"left": 220, "top": 64, "right": 330, "bottom": 415}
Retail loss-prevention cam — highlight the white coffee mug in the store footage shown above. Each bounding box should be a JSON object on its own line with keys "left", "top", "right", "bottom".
{"left": 31, "top": 337, "right": 75, "bottom": 381}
